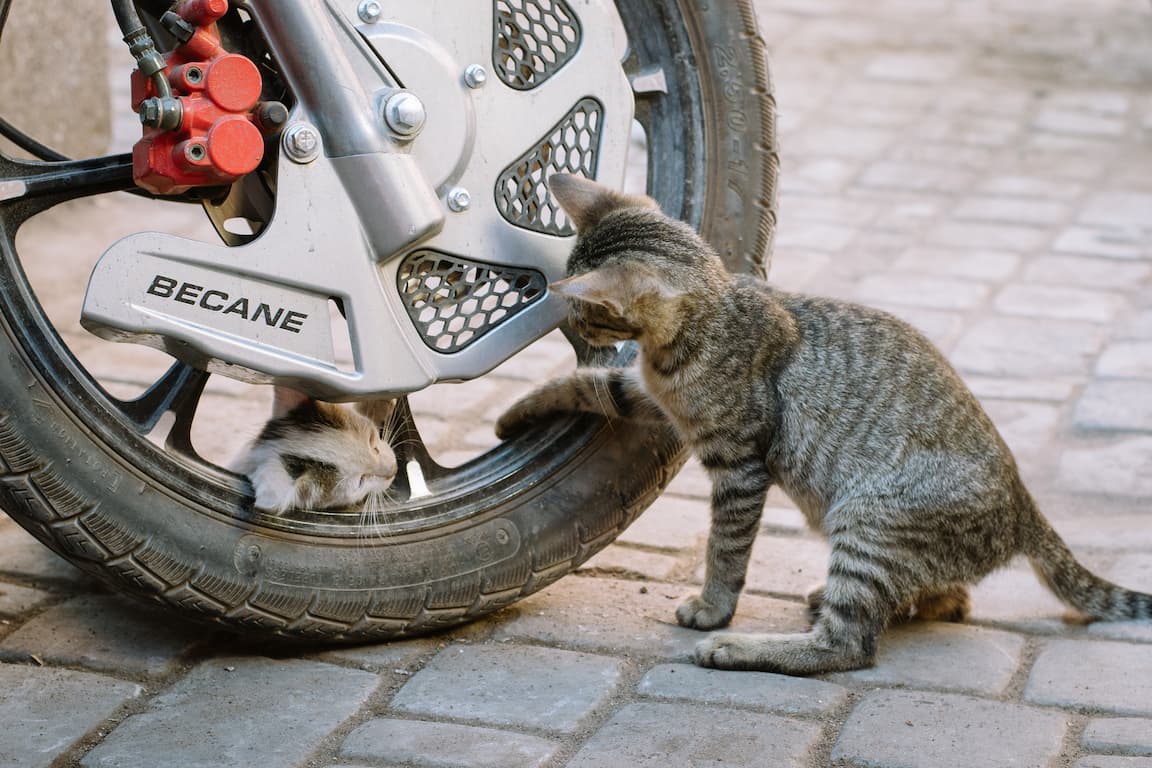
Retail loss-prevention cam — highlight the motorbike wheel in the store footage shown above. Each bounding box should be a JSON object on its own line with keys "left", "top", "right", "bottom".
{"left": 0, "top": 0, "right": 777, "bottom": 640}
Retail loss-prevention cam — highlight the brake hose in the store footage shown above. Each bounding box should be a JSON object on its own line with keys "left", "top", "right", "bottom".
{"left": 111, "top": 0, "right": 182, "bottom": 130}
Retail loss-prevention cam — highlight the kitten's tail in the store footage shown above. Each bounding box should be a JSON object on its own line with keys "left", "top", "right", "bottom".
{"left": 1023, "top": 507, "right": 1152, "bottom": 621}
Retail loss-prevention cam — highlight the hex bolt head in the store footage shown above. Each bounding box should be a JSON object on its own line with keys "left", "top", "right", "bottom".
{"left": 184, "top": 142, "right": 207, "bottom": 162}
{"left": 463, "top": 64, "right": 488, "bottom": 89}
{"left": 446, "top": 187, "right": 471, "bottom": 212}
{"left": 383, "top": 91, "right": 427, "bottom": 137}
{"left": 282, "top": 122, "right": 321, "bottom": 163}
{"left": 357, "top": 0, "right": 382, "bottom": 23}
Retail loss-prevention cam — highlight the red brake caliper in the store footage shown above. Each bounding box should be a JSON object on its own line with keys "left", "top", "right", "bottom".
{"left": 130, "top": 0, "right": 278, "bottom": 195}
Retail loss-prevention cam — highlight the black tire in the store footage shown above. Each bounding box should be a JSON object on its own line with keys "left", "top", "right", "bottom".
{"left": 0, "top": 0, "right": 777, "bottom": 641}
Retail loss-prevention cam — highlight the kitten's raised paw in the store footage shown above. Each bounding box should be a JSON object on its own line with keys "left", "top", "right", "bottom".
{"left": 676, "top": 594, "right": 736, "bottom": 630}
{"left": 495, "top": 399, "right": 543, "bottom": 440}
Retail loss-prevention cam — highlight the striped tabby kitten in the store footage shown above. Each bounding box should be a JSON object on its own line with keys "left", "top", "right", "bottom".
{"left": 234, "top": 387, "right": 398, "bottom": 513}
{"left": 497, "top": 173, "right": 1152, "bottom": 675}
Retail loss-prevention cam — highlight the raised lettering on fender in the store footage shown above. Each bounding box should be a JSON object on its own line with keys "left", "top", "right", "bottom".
{"left": 145, "top": 275, "right": 310, "bottom": 334}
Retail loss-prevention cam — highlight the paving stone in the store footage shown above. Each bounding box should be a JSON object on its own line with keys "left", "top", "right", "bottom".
{"left": 954, "top": 197, "right": 1069, "bottom": 226}
{"left": 566, "top": 701, "right": 821, "bottom": 768}
{"left": 995, "top": 284, "right": 1126, "bottom": 323}
{"left": 0, "top": 594, "right": 214, "bottom": 677}
{"left": 980, "top": 175, "right": 1085, "bottom": 200}
{"left": 0, "top": 580, "right": 53, "bottom": 617}
{"left": 340, "top": 719, "right": 559, "bottom": 768}
{"left": 1076, "top": 758, "right": 1152, "bottom": 768}
{"left": 830, "top": 622, "right": 1025, "bottom": 695}
{"left": 982, "top": 399, "right": 1062, "bottom": 459}
{"left": 1097, "top": 341, "right": 1152, "bottom": 378}
{"left": 770, "top": 249, "right": 834, "bottom": 291}
{"left": 785, "top": 125, "right": 893, "bottom": 159}
{"left": 891, "top": 247, "right": 1021, "bottom": 281}
{"left": 1122, "top": 311, "right": 1152, "bottom": 340}
{"left": 1108, "top": 553, "right": 1152, "bottom": 591}
{"left": 951, "top": 317, "right": 1104, "bottom": 377}
{"left": 1024, "top": 255, "right": 1152, "bottom": 289}
{"left": 617, "top": 494, "right": 709, "bottom": 550}
{"left": 1054, "top": 227, "right": 1149, "bottom": 261}
{"left": 390, "top": 644, "right": 623, "bottom": 735}
{"left": 925, "top": 221, "right": 1050, "bottom": 251}
{"left": 636, "top": 663, "right": 848, "bottom": 716}
{"left": 1051, "top": 513, "right": 1152, "bottom": 551}
{"left": 1083, "top": 718, "right": 1152, "bottom": 756}
{"left": 1026, "top": 639, "right": 1152, "bottom": 715}
{"left": 1075, "top": 380, "right": 1152, "bottom": 432}
{"left": 0, "top": 663, "right": 141, "bottom": 768}
{"left": 964, "top": 374, "right": 1081, "bottom": 402}
{"left": 858, "top": 162, "right": 973, "bottom": 194}
{"left": 865, "top": 52, "right": 960, "bottom": 82}
{"left": 774, "top": 221, "right": 858, "bottom": 252}
{"left": 1059, "top": 437, "right": 1152, "bottom": 498}
{"left": 1081, "top": 193, "right": 1152, "bottom": 230}
{"left": 854, "top": 273, "right": 990, "bottom": 310}
{"left": 489, "top": 576, "right": 809, "bottom": 662}
{"left": 760, "top": 505, "right": 809, "bottom": 533}
{"left": 1035, "top": 108, "right": 1127, "bottom": 137}
{"left": 578, "top": 543, "right": 682, "bottom": 582}
{"left": 664, "top": 458, "right": 711, "bottom": 500}
{"left": 833, "top": 690, "right": 1069, "bottom": 768}
{"left": 969, "top": 565, "right": 1075, "bottom": 633}
{"left": 314, "top": 635, "right": 444, "bottom": 673}
{"left": 81, "top": 657, "right": 377, "bottom": 768}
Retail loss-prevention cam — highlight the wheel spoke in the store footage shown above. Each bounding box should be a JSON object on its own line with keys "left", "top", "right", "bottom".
{"left": 112, "top": 362, "right": 209, "bottom": 436}
{"left": 388, "top": 397, "right": 446, "bottom": 495}
{"left": 0, "top": 153, "right": 136, "bottom": 215}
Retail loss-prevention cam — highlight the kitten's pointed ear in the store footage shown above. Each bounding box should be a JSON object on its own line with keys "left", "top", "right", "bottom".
{"left": 548, "top": 173, "right": 657, "bottom": 231}
{"left": 272, "top": 386, "right": 312, "bottom": 418}
{"left": 550, "top": 270, "right": 626, "bottom": 316}
{"left": 355, "top": 398, "right": 397, "bottom": 427}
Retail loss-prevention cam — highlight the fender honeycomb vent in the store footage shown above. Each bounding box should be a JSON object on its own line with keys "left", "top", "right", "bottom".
{"left": 397, "top": 251, "right": 547, "bottom": 353}
{"left": 493, "top": 0, "right": 581, "bottom": 90}
{"left": 495, "top": 97, "right": 603, "bottom": 236}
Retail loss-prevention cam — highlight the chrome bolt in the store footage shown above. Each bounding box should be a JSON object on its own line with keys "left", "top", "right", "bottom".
{"left": 463, "top": 64, "right": 488, "bottom": 89}
{"left": 383, "top": 91, "right": 427, "bottom": 137}
{"left": 446, "top": 187, "right": 471, "bottom": 212}
{"left": 357, "top": 0, "right": 382, "bottom": 23}
{"left": 282, "top": 122, "right": 321, "bottom": 163}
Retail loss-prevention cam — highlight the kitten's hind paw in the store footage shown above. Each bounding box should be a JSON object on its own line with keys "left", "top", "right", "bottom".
{"left": 676, "top": 593, "right": 736, "bottom": 630}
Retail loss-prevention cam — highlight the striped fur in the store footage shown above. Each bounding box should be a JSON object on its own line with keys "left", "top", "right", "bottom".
{"left": 497, "top": 174, "right": 1152, "bottom": 675}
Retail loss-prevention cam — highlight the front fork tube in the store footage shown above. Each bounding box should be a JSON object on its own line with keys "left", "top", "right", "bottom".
{"left": 247, "top": 0, "right": 444, "bottom": 259}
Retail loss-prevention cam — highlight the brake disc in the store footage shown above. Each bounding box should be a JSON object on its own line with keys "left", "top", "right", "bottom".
{"left": 81, "top": 0, "right": 634, "bottom": 400}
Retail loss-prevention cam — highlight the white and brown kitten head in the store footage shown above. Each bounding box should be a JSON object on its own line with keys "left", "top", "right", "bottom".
{"left": 547, "top": 173, "right": 726, "bottom": 348}
{"left": 234, "top": 387, "right": 399, "bottom": 513}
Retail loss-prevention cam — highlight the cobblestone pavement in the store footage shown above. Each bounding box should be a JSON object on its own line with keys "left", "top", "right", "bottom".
{"left": 3, "top": 0, "right": 1152, "bottom": 766}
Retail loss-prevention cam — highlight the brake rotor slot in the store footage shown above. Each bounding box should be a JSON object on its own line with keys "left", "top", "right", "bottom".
{"left": 495, "top": 97, "right": 603, "bottom": 236}
{"left": 493, "top": 0, "right": 582, "bottom": 90}
{"left": 397, "top": 251, "right": 547, "bottom": 353}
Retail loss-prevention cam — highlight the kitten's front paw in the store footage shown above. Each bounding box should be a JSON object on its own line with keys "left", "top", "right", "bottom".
{"left": 694, "top": 633, "right": 765, "bottom": 671}
{"left": 676, "top": 594, "right": 736, "bottom": 630}
{"left": 495, "top": 398, "right": 546, "bottom": 440}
